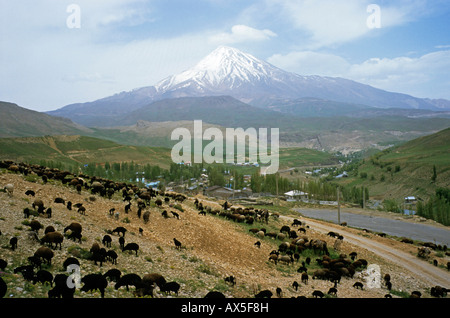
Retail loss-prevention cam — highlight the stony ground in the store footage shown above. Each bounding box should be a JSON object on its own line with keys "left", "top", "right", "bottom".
{"left": 0, "top": 171, "right": 448, "bottom": 298}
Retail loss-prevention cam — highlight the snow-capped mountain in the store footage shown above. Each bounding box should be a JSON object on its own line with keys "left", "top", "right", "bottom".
{"left": 155, "top": 46, "right": 301, "bottom": 94}
{"left": 48, "top": 46, "right": 450, "bottom": 126}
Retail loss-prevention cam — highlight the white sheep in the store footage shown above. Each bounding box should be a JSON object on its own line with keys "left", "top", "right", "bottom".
{"left": 3, "top": 184, "right": 14, "bottom": 197}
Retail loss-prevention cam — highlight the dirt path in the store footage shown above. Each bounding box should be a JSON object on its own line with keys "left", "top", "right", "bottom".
{"left": 281, "top": 214, "right": 450, "bottom": 287}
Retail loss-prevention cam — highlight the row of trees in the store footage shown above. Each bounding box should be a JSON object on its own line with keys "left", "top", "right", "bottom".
{"left": 416, "top": 188, "right": 450, "bottom": 226}
{"left": 33, "top": 159, "right": 368, "bottom": 207}
{"left": 249, "top": 171, "right": 369, "bottom": 206}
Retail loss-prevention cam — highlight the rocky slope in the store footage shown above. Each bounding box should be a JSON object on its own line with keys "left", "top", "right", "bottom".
{"left": 0, "top": 169, "right": 447, "bottom": 298}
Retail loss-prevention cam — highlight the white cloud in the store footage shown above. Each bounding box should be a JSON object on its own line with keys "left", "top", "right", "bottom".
{"left": 268, "top": 51, "right": 350, "bottom": 76}
{"left": 247, "top": 0, "right": 429, "bottom": 49}
{"left": 0, "top": 1, "right": 216, "bottom": 111}
{"left": 209, "top": 25, "right": 277, "bottom": 44}
{"left": 268, "top": 49, "right": 450, "bottom": 99}
{"left": 347, "top": 50, "right": 450, "bottom": 97}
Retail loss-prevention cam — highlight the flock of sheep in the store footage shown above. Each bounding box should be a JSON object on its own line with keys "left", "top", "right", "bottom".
{"left": 0, "top": 161, "right": 189, "bottom": 298}
{"left": 0, "top": 160, "right": 448, "bottom": 299}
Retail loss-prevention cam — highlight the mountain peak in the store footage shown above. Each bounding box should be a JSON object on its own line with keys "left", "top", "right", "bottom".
{"left": 155, "top": 46, "right": 283, "bottom": 92}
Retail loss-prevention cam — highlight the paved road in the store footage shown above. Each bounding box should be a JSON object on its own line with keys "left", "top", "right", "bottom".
{"left": 294, "top": 208, "right": 450, "bottom": 246}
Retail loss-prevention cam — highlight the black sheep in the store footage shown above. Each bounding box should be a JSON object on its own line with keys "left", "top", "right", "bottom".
{"left": 0, "top": 259, "right": 7, "bottom": 271}
{"left": 9, "top": 237, "right": 18, "bottom": 251}
{"left": 27, "top": 255, "right": 42, "bottom": 269}
{"left": 119, "top": 236, "right": 125, "bottom": 249}
{"left": 115, "top": 273, "right": 142, "bottom": 291}
{"left": 77, "top": 206, "right": 86, "bottom": 215}
{"left": 353, "top": 282, "right": 364, "bottom": 290}
{"left": 45, "top": 207, "right": 52, "bottom": 218}
{"left": 33, "top": 269, "right": 53, "bottom": 287}
{"left": 90, "top": 249, "right": 106, "bottom": 266}
{"left": 292, "top": 281, "right": 299, "bottom": 291}
{"left": 204, "top": 291, "right": 226, "bottom": 298}
{"left": 102, "top": 234, "right": 112, "bottom": 247}
{"left": 14, "top": 265, "right": 35, "bottom": 282}
{"left": 160, "top": 281, "right": 181, "bottom": 295}
{"left": 312, "top": 290, "right": 324, "bottom": 298}
{"left": 122, "top": 243, "right": 139, "bottom": 256}
{"left": 67, "top": 231, "right": 82, "bottom": 243}
{"left": 106, "top": 250, "right": 118, "bottom": 264}
{"left": 327, "top": 287, "right": 337, "bottom": 296}
{"left": 103, "top": 269, "right": 121, "bottom": 282}
{"left": 112, "top": 226, "right": 127, "bottom": 237}
{"left": 81, "top": 273, "right": 108, "bottom": 298}
{"left": 63, "top": 257, "right": 80, "bottom": 270}
{"left": 276, "top": 287, "right": 282, "bottom": 297}
{"left": 255, "top": 290, "right": 273, "bottom": 298}
{"left": 54, "top": 197, "right": 65, "bottom": 204}
{"left": 25, "top": 190, "right": 35, "bottom": 196}
{"left": 23, "top": 207, "right": 32, "bottom": 218}
{"left": 173, "top": 238, "right": 182, "bottom": 250}
{"left": 0, "top": 277, "right": 6, "bottom": 298}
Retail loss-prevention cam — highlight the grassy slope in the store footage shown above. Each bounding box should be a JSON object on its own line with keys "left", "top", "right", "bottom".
{"left": 0, "top": 135, "right": 173, "bottom": 169}
{"left": 336, "top": 127, "right": 450, "bottom": 200}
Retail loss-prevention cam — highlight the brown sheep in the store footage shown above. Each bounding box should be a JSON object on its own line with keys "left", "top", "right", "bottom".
{"left": 301, "top": 272, "right": 308, "bottom": 284}
{"left": 29, "top": 220, "right": 43, "bottom": 232}
{"left": 278, "top": 255, "right": 294, "bottom": 265}
{"left": 143, "top": 211, "right": 150, "bottom": 224}
{"left": 40, "top": 232, "right": 64, "bottom": 250}
{"left": 34, "top": 246, "right": 54, "bottom": 265}
{"left": 142, "top": 273, "right": 166, "bottom": 289}
{"left": 32, "top": 199, "right": 45, "bottom": 212}
{"left": 64, "top": 222, "right": 82, "bottom": 234}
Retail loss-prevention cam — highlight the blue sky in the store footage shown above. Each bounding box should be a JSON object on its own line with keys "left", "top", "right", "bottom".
{"left": 1, "top": 0, "right": 449, "bottom": 111}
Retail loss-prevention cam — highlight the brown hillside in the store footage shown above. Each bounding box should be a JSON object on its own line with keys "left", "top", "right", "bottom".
{"left": 0, "top": 169, "right": 445, "bottom": 299}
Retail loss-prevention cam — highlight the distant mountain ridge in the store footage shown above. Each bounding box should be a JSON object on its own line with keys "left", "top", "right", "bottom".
{"left": 47, "top": 46, "right": 450, "bottom": 127}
